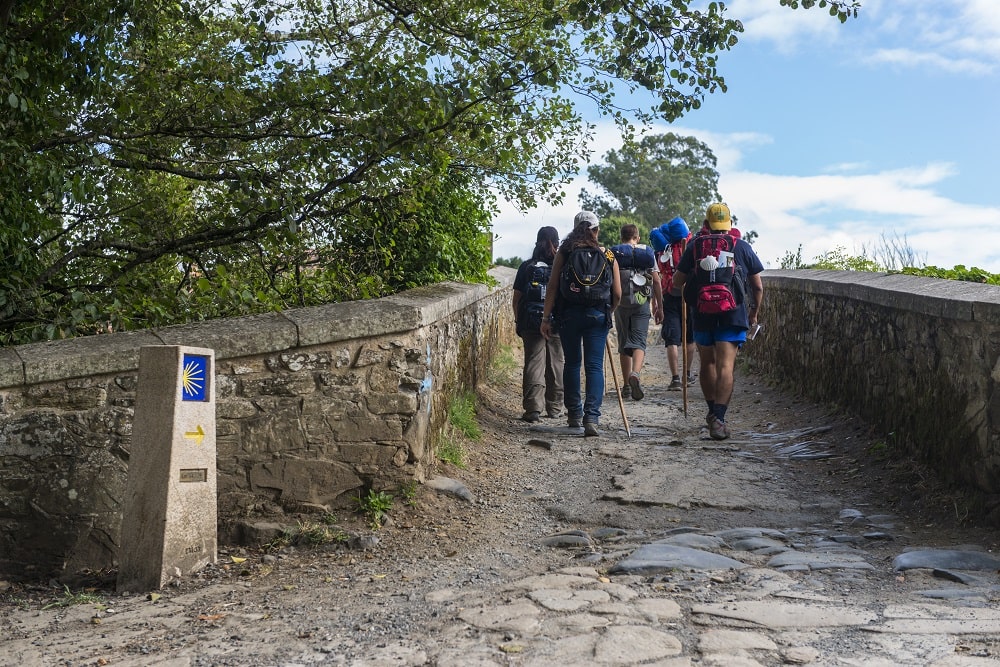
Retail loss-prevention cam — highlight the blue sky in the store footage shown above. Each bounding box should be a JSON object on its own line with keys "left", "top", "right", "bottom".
{"left": 492, "top": 0, "right": 1000, "bottom": 272}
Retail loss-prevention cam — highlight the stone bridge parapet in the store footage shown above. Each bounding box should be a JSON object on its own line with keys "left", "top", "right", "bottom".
{"left": 0, "top": 268, "right": 516, "bottom": 579}
{"left": 747, "top": 269, "right": 1000, "bottom": 519}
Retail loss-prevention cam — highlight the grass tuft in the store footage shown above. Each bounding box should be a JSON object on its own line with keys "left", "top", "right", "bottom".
{"left": 436, "top": 433, "right": 466, "bottom": 468}
{"left": 41, "top": 585, "right": 105, "bottom": 610}
{"left": 448, "top": 389, "right": 480, "bottom": 440}
{"left": 355, "top": 489, "right": 393, "bottom": 530}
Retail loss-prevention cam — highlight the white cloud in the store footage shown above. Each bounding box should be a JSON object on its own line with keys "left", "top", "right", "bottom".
{"left": 490, "top": 122, "right": 770, "bottom": 260}
{"left": 492, "top": 122, "right": 1000, "bottom": 273}
{"left": 727, "top": 0, "right": 844, "bottom": 51}
{"left": 867, "top": 48, "right": 992, "bottom": 76}
{"left": 729, "top": 0, "right": 1000, "bottom": 75}
{"left": 821, "top": 161, "right": 871, "bottom": 174}
{"left": 721, "top": 163, "right": 1000, "bottom": 270}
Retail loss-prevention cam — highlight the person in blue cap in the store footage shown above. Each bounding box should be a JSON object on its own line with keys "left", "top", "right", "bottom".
{"left": 651, "top": 217, "right": 696, "bottom": 391}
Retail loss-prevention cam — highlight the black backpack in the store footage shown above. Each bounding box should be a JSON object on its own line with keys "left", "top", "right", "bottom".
{"left": 684, "top": 233, "right": 746, "bottom": 315}
{"left": 560, "top": 246, "right": 614, "bottom": 307}
{"left": 517, "top": 260, "right": 551, "bottom": 336}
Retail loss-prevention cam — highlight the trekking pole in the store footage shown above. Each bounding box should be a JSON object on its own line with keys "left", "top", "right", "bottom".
{"left": 605, "top": 339, "right": 631, "bottom": 438}
{"left": 681, "top": 302, "right": 689, "bottom": 418}
{"left": 678, "top": 236, "right": 690, "bottom": 418}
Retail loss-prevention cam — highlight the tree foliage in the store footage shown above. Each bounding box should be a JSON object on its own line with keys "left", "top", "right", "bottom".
{"left": 581, "top": 132, "right": 722, "bottom": 230}
{"left": 0, "top": 0, "right": 859, "bottom": 344}
{"left": 493, "top": 257, "right": 522, "bottom": 269}
{"left": 596, "top": 212, "right": 648, "bottom": 248}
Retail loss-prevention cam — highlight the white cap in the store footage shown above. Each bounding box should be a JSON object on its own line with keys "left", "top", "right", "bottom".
{"left": 574, "top": 211, "right": 600, "bottom": 229}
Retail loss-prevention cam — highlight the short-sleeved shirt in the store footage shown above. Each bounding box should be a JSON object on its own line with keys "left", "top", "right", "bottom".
{"left": 677, "top": 235, "right": 763, "bottom": 330}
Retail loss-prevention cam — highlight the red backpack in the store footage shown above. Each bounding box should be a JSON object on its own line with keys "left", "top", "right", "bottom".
{"left": 657, "top": 237, "right": 688, "bottom": 296}
{"left": 685, "top": 233, "right": 744, "bottom": 315}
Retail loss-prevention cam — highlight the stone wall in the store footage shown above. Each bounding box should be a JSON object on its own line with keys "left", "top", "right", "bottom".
{"left": 745, "top": 270, "right": 1000, "bottom": 516}
{"left": 0, "top": 268, "right": 516, "bottom": 580}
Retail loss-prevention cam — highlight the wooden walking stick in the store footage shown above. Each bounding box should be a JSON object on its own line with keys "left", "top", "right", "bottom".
{"left": 677, "top": 235, "right": 690, "bottom": 418}
{"left": 681, "top": 302, "right": 689, "bottom": 417}
{"left": 606, "top": 339, "right": 631, "bottom": 438}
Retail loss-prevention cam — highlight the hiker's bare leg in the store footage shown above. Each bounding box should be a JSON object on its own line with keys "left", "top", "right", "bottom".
{"left": 712, "top": 341, "right": 739, "bottom": 406}
{"left": 619, "top": 353, "right": 633, "bottom": 381}
{"left": 697, "top": 344, "right": 716, "bottom": 401}
{"left": 631, "top": 348, "right": 646, "bottom": 375}
{"left": 667, "top": 345, "right": 679, "bottom": 377}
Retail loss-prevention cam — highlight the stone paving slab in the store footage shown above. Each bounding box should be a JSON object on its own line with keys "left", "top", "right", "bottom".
{"left": 866, "top": 619, "right": 1000, "bottom": 634}
{"left": 893, "top": 549, "right": 1000, "bottom": 572}
{"left": 882, "top": 603, "right": 1000, "bottom": 621}
{"left": 602, "top": 453, "right": 788, "bottom": 510}
{"left": 767, "top": 549, "right": 875, "bottom": 571}
{"left": 609, "top": 543, "right": 750, "bottom": 574}
{"left": 691, "top": 600, "right": 880, "bottom": 628}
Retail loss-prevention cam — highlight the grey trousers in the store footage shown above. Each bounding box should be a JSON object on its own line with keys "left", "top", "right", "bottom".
{"left": 521, "top": 332, "right": 565, "bottom": 414}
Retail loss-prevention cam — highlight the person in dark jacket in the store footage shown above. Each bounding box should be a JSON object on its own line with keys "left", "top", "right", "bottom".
{"left": 512, "top": 227, "right": 564, "bottom": 422}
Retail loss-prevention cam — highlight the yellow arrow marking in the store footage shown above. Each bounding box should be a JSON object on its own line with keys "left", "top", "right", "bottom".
{"left": 184, "top": 425, "right": 205, "bottom": 445}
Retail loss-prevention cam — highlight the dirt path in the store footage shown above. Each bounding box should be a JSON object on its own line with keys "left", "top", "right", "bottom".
{"left": 3, "top": 328, "right": 999, "bottom": 666}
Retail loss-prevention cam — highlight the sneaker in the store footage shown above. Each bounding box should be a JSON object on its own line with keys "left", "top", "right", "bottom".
{"left": 667, "top": 376, "right": 682, "bottom": 391}
{"left": 621, "top": 384, "right": 632, "bottom": 400}
{"left": 709, "top": 418, "right": 730, "bottom": 441}
{"left": 687, "top": 374, "right": 697, "bottom": 386}
{"left": 520, "top": 411, "right": 540, "bottom": 423}
{"left": 628, "top": 374, "right": 644, "bottom": 400}
{"left": 568, "top": 416, "right": 583, "bottom": 428}
{"left": 583, "top": 422, "right": 600, "bottom": 437}
{"left": 706, "top": 412, "right": 717, "bottom": 427}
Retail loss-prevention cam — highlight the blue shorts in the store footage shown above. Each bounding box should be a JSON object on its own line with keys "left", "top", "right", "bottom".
{"left": 694, "top": 326, "right": 746, "bottom": 347}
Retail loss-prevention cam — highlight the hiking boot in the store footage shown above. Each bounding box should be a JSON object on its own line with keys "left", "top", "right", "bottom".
{"left": 583, "top": 421, "right": 600, "bottom": 437}
{"left": 621, "top": 384, "right": 632, "bottom": 400}
{"left": 546, "top": 408, "right": 562, "bottom": 419}
{"left": 706, "top": 412, "right": 717, "bottom": 427}
{"left": 567, "top": 416, "right": 583, "bottom": 428}
{"left": 709, "top": 418, "right": 730, "bottom": 441}
{"left": 667, "top": 376, "right": 682, "bottom": 391}
{"left": 520, "top": 411, "right": 540, "bottom": 423}
{"left": 628, "top": 373, "right": 644, "bottom": 400}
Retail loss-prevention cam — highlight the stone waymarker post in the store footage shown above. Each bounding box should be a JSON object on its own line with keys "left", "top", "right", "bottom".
{"left": 117, "top": 345, "right": 218, "bottom": 592}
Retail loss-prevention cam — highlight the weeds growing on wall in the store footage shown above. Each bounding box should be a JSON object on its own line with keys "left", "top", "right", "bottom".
{"left": 436, "top": 433, "right": 466, "bottom": 468}
{"left": 355, "top": 490, "right": 394, "bottom": 530}
{"left": 487, "top": 344, "right": 519, "bottom": 384}
{"left": 779, "top": 236, "right": 1000, "bottom": 284}
{"left": 399, "top": 480, "right": 419, "bottom": 507}
{"left": 268, "top": 516, "right": 350, "bottom": 549}
{"left": 448, "top": 390, "right": 481, "bottom": 441}
{"left": 435, "top": 389, "right": 482, "bottom": 468}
